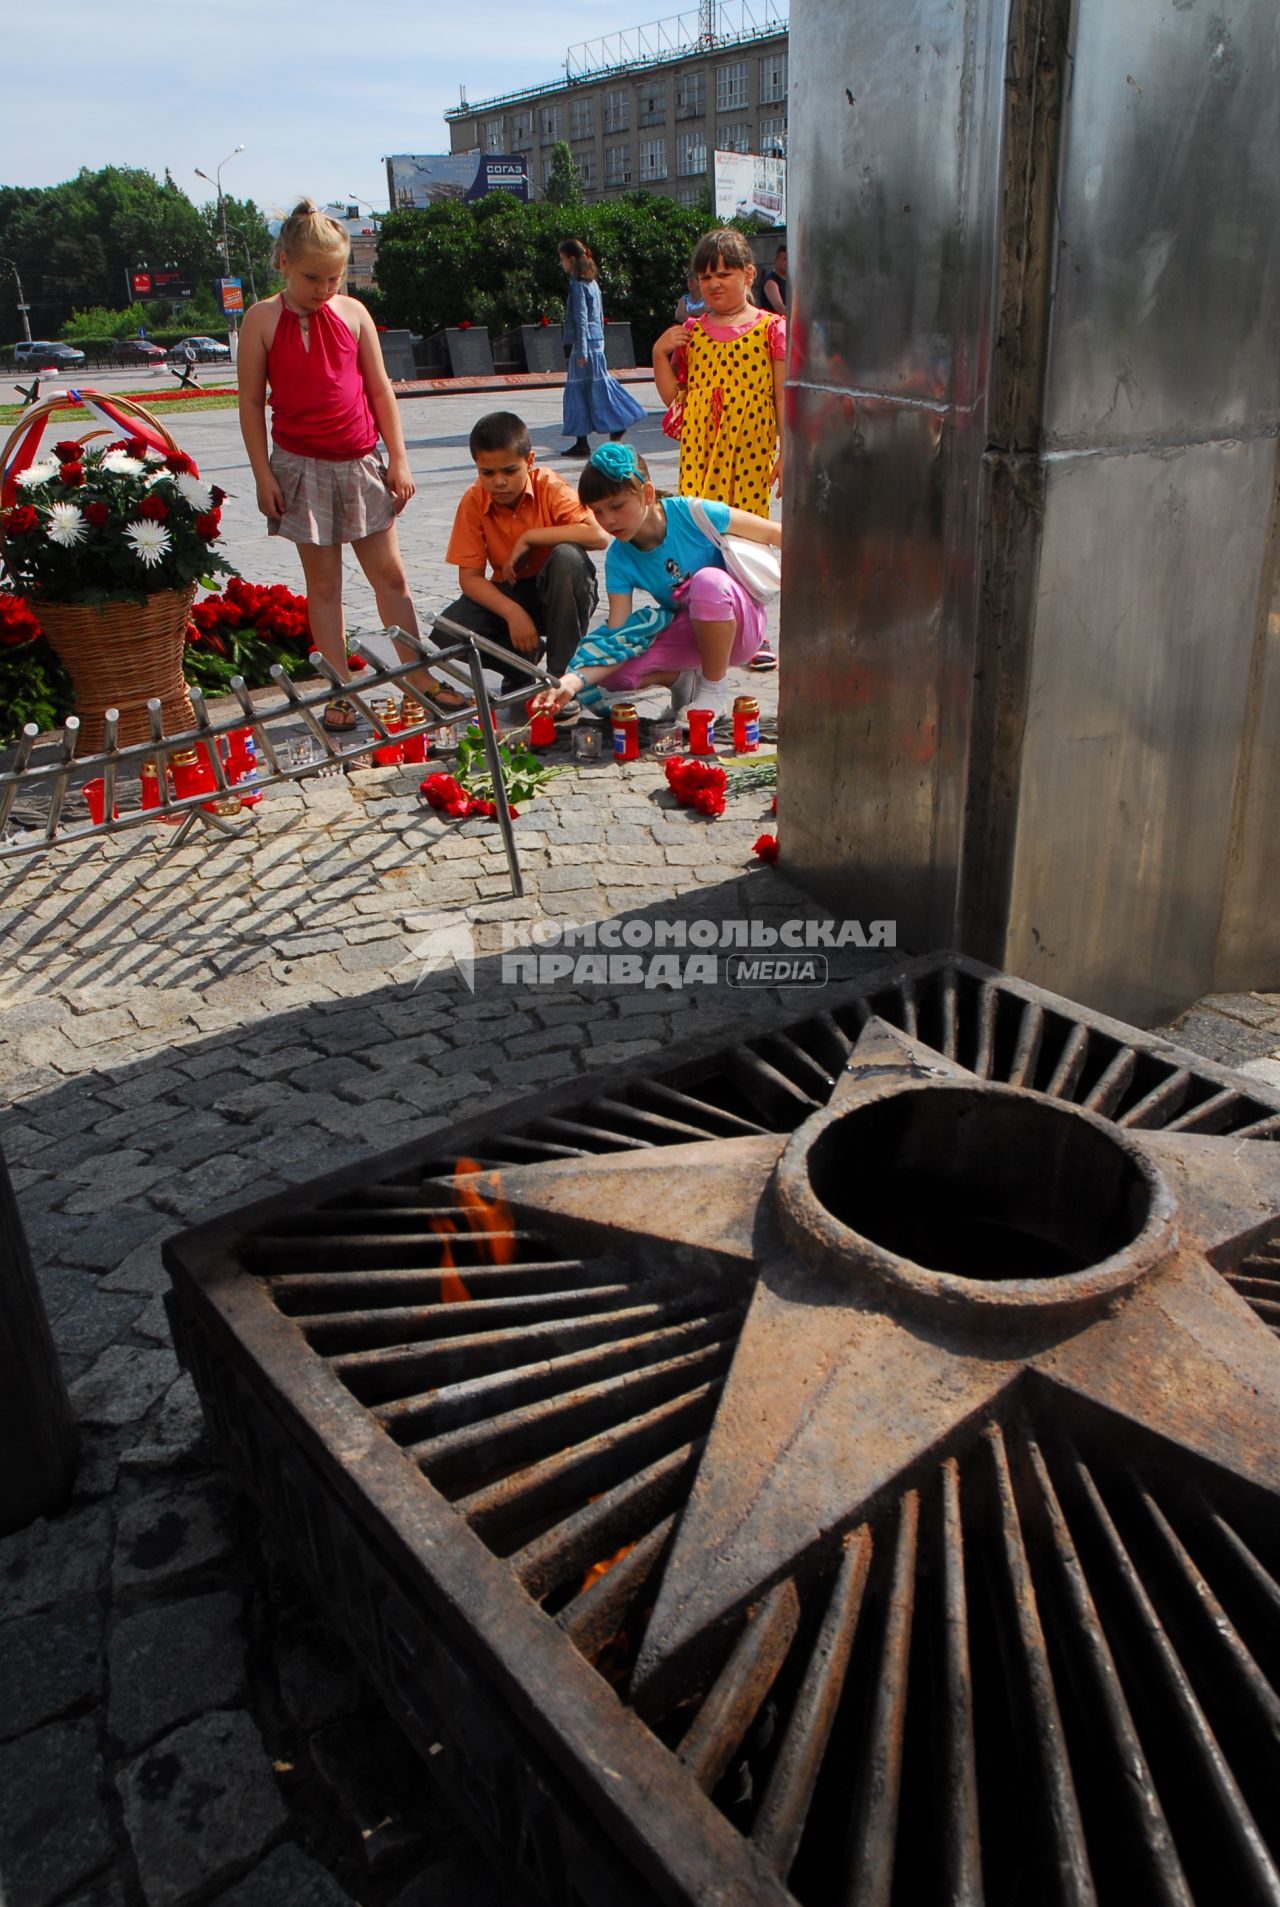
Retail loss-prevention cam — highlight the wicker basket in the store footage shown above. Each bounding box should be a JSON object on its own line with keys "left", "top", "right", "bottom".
{"left": 1, "top": 392, "right": 198, "bottom": 751}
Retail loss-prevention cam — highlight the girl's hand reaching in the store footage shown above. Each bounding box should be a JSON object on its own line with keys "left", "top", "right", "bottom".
{"left": 386, "top": 457, "right": 416, "bottom": 513}
{"left": 530, "top": 677, "right": 579, "bottom": 715}
{"left": 255, "top": 474, "right": 285, "bottom": 521}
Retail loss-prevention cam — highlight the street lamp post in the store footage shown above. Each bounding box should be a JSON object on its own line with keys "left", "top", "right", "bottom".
{"left": 225, "top": 227, "right": 259, "bottom": 302}
{"left": 0, "top": 254, "right": 32, "bottom": 343}
{"left": 195, "top": 144, "right": 244, "bottom": 357}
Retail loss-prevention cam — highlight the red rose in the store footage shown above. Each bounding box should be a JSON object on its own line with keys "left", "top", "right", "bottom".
{"left": 84, "top": 501, "right": 110, "bottom": 527}
{"left": 210, "top": 485, "right": 227, "bottom": 507}
{"left": 138, "top": 495, "right": 169, "bottom": 521}
{"left": 5, "top": 505, "right": 37, "bottom": 534}
{"left": 194, "top": 512, "right": 221, "bottom": 538}
{"left": 693, "top": 788, "right": 725, "bottom": 817}
{"left": 752, "top": 833, "right": 779, "bottom": 865}
{"left": 125, "top": 437, "right": 150, "bottom": 460}
{"left": 53, "top": 439, "right": 83, "bottom": 460}
{"left": 59, "top": 461, "right": 84, "bottom": 486}
{"left": 0, "top": 593, "right": 41, "bottom": 646}
{"left": 165, "top": 451, "right": 197, "bottom": 476}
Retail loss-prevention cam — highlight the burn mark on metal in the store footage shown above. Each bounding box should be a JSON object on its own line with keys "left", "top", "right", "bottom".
{"left": 165, "top": 953, "right": 1280, "bottom": 1906}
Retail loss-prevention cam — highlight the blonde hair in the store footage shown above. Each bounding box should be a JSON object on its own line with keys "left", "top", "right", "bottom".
{"left": 276, "top": 199, "right": 350, "bottom": 268}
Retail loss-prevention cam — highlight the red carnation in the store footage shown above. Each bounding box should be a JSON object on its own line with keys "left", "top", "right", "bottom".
{"left": 84, "top": 501, "right": 110, "bottom": 527}
{"left": 771, "top": 794, "right": 777, "bottom": 814}
{"left": 59, "top": 461, "right": 84, "bottom": 486}
{"left": 693, "top": 788, "right": 725, "bottom": 817}
{"left": 194, "top": 511, "right": 221, "bottom": 538}
{"left": 138, "top": 495, "right": 169, "bottom": 521}
{"left": 347, "top": 654, "right": 367, "bottom": 670}
{"left": 752, "top": 833, "right": 779, "bottom": 865}
{"left": 53, "top": 439, "right": 83, "bottom": 460}
{"left": 0, "top": 593, "right": 42, "bottom": 646}
{"left": 458, "top": 320, "right": 471, "bottom": 329}
{"left": 5, "top": 505, "right": 38, "bottom": 534}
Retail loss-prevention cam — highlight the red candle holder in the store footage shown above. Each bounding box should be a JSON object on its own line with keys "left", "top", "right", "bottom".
{"left": 686, "top": 708, "right": 717, "bottom": 757}
{"left": 527, "top": 699, "right": 557, "bottom": 750}
{"left": 372, "top": 719, "right": 405, "bottom": 767}
{"left": 82, "top": 779, "right": 118, "bottom": 826}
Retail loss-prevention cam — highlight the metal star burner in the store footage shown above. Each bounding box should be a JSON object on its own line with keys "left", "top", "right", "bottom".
{"left": 165, "top": 954, "right": 1280, "bottom": 1907}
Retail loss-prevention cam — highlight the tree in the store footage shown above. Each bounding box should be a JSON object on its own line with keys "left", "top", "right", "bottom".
{"left": 374, "top": 191, "right": 750, "bottom": 358}
{"left": 544, "top": 142, "right": 583, "bottom": 207}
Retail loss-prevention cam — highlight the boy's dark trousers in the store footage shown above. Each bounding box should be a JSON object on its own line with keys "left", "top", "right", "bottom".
{"left": 437, "top": 546, "right": 598, "bottom": 690}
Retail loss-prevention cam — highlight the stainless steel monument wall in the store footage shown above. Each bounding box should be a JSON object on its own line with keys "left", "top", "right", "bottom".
{"left": 782, "top": 0, "right": 1280, "bottom": 1025}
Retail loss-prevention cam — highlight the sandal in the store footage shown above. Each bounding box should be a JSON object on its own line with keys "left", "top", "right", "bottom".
{"left": 322, "top": 698, "right": 359, "bottom": 733}
{"left": 747, "top": 643, "right": 779, "bottom": 673}
{"left": 427, "top": 681, "right": 471, "bottom": 713}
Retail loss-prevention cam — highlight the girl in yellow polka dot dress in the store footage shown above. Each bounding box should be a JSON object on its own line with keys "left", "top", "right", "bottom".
{"left": 652, "top": 227, "right": 786, "bottom": 521}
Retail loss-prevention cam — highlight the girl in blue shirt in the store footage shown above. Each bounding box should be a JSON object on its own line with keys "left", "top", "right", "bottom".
{"left": 532, "top": 443, "right": 780, "bottom": 722}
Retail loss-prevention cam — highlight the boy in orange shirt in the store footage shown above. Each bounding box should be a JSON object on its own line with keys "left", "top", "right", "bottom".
{"left": 441, "top": 412, "right": 608, "bottom": 720}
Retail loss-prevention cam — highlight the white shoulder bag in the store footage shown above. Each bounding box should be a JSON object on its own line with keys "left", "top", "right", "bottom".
{"left": 687, "top": 498, "right": 782, "bottom": 607}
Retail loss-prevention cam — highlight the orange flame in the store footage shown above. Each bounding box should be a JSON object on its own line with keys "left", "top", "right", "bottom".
{"left": 579, "top": 1541, "right": 636, "bottom": 1596}
{"left": 452, "top": 1157, "right": 516, "bottom": 1266}
{"left": 430, "top": 1217, "right": 472, "bottom": 1303}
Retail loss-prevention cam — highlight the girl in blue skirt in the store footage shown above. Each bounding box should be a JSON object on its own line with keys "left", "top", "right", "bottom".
{"left": 559, "top": 238, "right": 647, "bottom": 459}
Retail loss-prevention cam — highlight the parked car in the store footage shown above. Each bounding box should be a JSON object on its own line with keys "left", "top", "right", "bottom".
{"left": 167, "top": 336, "right": 231, "bottom": 364}
{"left": 13, "top": 340, "right": 86, "bottom": 366}
{"left": 113, "top": 338, "right": 166, "bottom": 364}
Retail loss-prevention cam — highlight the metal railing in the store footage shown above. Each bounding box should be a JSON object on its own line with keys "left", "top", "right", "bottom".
{"left": 0, "top": 617, "right": 550, "bottom": 900}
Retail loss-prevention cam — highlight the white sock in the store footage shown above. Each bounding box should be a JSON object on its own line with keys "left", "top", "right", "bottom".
{"left": 658, "top": 670, "right": 698, "bottom": 722}
{"left": 692, "top": 674, "right": 730, "bottom": 719}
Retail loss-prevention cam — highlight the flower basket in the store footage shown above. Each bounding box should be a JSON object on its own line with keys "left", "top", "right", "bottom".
{"left": 0, "top": 392, "right": 227, "bottom": 751}
{"left": 33, "top": 588, "right": 196, "bottom": 752}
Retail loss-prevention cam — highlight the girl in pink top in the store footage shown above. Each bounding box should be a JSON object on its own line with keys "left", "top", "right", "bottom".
{"left": 238, "top": 201, "right": 460, "bottom": 727}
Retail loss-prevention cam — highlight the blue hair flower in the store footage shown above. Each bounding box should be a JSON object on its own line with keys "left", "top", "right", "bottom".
{"left": 588, "top": 442, "right": 640, "bottom": 480}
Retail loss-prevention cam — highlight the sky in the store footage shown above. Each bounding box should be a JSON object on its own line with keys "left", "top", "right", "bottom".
{"left": 0, "top": 0, "right": 657, "bottom": 217}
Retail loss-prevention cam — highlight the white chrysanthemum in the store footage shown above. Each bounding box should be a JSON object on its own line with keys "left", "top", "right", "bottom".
{"left": 143, "top": 469, "right": 170, "bottom": 488}
{"left": 143, "top": 447, "right": 168, "bottom": 463}
{"left": 17, "top": 460, "right": 58, "bottom": 489}
{"left": 124, "top": 519, "right": 172, "bottom": 567}
{"left": 46, "top": 502, "right": 87, "bottom": 547}
{"left": 101, "top": 452, "right": 145, "bottom": 477}
{"left": 174, "top": 473, "right": 212, "bottom": 512}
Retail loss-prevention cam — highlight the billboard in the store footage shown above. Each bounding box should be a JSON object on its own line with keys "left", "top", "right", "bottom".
{"left": 713, "top": 151, "right": 786, "bottom": 227}
{"left": 219, "top": 278, "right": 244, "bottom": 314}
{"left": 386, "top": 153, "right": 529, "bottom": 209}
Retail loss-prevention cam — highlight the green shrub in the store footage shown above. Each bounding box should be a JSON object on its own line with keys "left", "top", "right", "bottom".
{"left": 375, "top": 193, "right": 754, "bottom": 360}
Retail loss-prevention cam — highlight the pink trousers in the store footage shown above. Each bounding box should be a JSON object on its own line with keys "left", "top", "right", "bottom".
{"left": 602, "top": 568, "right": 766, "bottom": 690}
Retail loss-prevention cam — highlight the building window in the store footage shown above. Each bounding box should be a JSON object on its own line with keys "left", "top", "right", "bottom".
{"left": 539, "top": 104, "right": 563, "bottom": 145}
{"left": 638, "top": 137, "right": 667, "bottom": 182}
{"left": 577, "top": 147, "right": 597, "bottom": 190}
{"left": 570, "top": 95, "right": 595, "bottom": 141}
{"left": 716, "top": 122, "right": 751, "bottom": 154}
{"left": 483, "top": 117, "right": 505, "bottom": 153}
{"left": 676, "top": 130, "right": 707, "bottom": 176}
{"left": 511, "top": 110, "right": 533, "bottom": 150}
{"left": 542, "top": 155, "right": 558, "bottom": 186}
{"left": 760, "top": 51, "right": 788, "bottom": 104}
{"left": 603, "top": 88, "right": 630, "bottom": 133}
{"left": 759, "top": 115, "right": 787, "bottom": 156}
{"left": 675, "top": 185, "right": 702, "bottom": 207}
{"left": 676, "top": 70, "right": 705, "bottom": 119}
{"left": 716, "top": 60, "right": 748, "bottom": 113}
{"left": 638, "top": 82, "right": 666, "bottom": 126}
{"left": 605, "top": 143, "right": 632, "bottom": 187}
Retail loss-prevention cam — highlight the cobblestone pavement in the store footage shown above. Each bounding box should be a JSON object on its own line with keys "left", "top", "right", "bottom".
{"left": 3, "top": 387, "right": 1278, "bottom": 1907}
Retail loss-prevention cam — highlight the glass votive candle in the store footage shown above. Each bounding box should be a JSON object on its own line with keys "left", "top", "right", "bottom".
{"left": 650, "top": 723, "right": 681, "bottom": 756}
{"left": 571, "top": 726, "right": 601, "bottom": 762}
{"left": 429, "top": 724, "right": 457, "bottom": 758}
